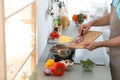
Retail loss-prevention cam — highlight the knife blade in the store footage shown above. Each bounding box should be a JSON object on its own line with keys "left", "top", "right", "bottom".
{"left": 73, "top": 28, "right": 84, "bottom": 42}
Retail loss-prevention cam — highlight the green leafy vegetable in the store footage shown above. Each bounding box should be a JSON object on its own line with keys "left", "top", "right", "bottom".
{"left": 80, "top": 59, "right": 95, "bottom": 71}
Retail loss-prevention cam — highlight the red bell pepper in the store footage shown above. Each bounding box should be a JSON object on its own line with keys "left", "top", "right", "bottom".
{"left": 51, "top": 62, "right": 66, "bottom": 76}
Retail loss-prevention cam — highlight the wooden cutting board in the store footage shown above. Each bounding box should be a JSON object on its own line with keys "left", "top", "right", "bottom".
{"left": 66, "top": 31, "right": 102, "bottom": 49}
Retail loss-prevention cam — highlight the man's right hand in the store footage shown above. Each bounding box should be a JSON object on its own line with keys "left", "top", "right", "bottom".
{"left": 78, "top": 22, "right": 92, "bottom": 36}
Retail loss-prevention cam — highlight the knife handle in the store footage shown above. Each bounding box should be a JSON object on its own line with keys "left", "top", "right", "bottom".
{"left": 81, "top": 28, "right": 85, "bottom": 36}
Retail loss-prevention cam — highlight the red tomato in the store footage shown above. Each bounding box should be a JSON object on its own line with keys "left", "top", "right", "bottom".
{"left": 50, "top": 31, "right": 56, "bottom": 37}
{"left": 50, "top": 31, "right": 60, "bottom": 40}
{"left": 72, "top": 14, "right": 78, "bottom": 22}
{"left": 84, "top": 15, "right": 87, "bottom": 19}
{"left": 51, "top": 62, "right": 66, "bottom": 76}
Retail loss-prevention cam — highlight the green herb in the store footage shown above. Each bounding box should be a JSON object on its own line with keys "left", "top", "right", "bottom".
{"left": 80, "top": 59, "right": 95, "bottom": 71}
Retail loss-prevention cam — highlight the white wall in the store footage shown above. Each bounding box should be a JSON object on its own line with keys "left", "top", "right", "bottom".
{"left": 67, "top": 0, "right": 109, "bottom": 21}
{"left": 36, "top": 0, "right": 53, "bottom": 62}
{"left": 35, "top": 0, "right": 112, "bottom": 62}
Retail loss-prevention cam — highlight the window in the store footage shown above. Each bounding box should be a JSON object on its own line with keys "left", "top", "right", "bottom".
{"left": 3, "top": 0, "right": 36, "bottom": 80}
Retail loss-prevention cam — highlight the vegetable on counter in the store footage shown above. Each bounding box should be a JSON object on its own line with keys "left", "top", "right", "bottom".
{"left": 72, "top": 13, "right": 87, "bottom": 24}
{"left": 51, "top": 62, "right": 66, "bottom": 76}
{"left": 45, "top": 59, "right": 55, "bottom": 68}
{"left": 50, "top": 31, "right": 60, "bottom": 40}
{"left": 44, "top": 59, "right": 66, "bottom": 76}
{"left": 80, "top": 59, "right": 95, "bottom": 71}
{"left": 72, "top": 14, "right": 78, "bottom": 23}
{"left": 43, "top": 68, "right": 52, "bottom": 75}
{"left": 60, "top": 60, "right": 74, "bottom": 70}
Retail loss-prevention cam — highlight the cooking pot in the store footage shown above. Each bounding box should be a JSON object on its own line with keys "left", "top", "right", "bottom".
{"left": 50, "top": 44, "right": 75, "bottom": 62}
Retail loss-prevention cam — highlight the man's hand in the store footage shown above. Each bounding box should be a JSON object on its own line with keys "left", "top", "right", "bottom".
{"left": 83, "top": 41, "right": 101, "bottom": 51}
{"left": 78, "top": 22, "right": 92, "bottom": 36}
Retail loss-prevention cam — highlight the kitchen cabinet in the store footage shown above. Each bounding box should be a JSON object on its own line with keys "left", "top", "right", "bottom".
{"left": 30, "top": 22, "right": 112, "bottom": 80}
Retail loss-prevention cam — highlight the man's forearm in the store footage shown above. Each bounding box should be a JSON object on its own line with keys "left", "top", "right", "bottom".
{"left": 98, "top": 36, "right": 120, "bottom": 47}
{"left": 89, "top": 13, "right": 110, "bottom": 26}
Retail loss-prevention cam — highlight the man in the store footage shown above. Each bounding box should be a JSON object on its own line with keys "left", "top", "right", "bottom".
{"left": 78, "top": 0, "right": 120, "bottom": 80}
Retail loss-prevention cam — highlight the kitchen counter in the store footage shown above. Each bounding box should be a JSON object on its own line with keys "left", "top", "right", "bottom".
{"left": 30, "top": 23, "right": 112, "bottom": 80}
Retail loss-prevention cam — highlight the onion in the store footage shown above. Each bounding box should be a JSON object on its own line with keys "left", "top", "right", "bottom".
{"left": 43, "top": 68, "right": 51, "bottom": 75}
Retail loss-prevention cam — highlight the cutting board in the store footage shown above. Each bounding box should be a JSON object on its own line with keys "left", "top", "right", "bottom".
{"left": 66, "top": 31, "right": 102, "bottom": 49}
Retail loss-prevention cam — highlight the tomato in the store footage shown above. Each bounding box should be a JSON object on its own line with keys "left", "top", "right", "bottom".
{"left": 51, "top": 62, "right": 66, "bottom": 76}
{"left": 72, "top": 14, "right": 78, "bottom": 22}
{"left": 84, "top": 15, "right": 87, "bottom": 19}
{"left": 50, "top": 31, "right": 60, "bottom": 40}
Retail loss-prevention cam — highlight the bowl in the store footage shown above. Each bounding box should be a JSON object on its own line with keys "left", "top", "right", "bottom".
{"left": 80, "top": 59, "right": 95, "bottom": 71}
{"left": 60, "top": 59, "right": 74, "bottom": 70}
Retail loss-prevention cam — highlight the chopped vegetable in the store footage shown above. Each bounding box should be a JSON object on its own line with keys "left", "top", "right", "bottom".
{"left": 72, "top": 35, "right": 83, "bottom": 43}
